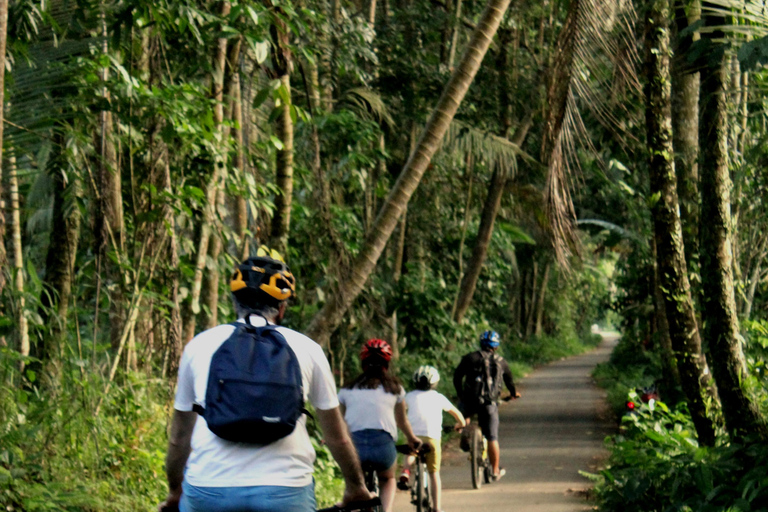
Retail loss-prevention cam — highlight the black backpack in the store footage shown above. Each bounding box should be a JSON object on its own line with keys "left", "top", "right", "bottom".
{"left": 463, "top": 350, "right": 504, "bottom": 406}
{"left": 193, "top": 320, "right": 306, "bottom": 444}
{"left": 480, "top": 350, "right": 504, "bottom": 403}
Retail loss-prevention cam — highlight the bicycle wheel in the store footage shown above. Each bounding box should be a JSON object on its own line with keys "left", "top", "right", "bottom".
{"left": 422, "top": 461, "right": 431, "bottom": 512}
{"left": 470, "top": 426, "right": 483, "bottom": 490}
{"left": 415, "top": 460, "right": 426, "bottom": 512}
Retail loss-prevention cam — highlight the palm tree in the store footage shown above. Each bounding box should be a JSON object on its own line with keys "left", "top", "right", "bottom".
{"left": 305, "top": 0, "right": 515, "bottom": 347}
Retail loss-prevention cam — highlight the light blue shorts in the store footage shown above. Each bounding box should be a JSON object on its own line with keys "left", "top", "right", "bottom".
{"left": 180, "top": 480, "right": 316, "bottom": 512}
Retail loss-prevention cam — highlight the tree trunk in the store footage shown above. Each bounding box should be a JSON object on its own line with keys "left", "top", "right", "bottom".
{"left": 742, "top": 240, "right": 764, "bottom": 321}
{"left": 164, "top": 159, "right": 183, "bottom": 375}
{"left": 306, "top": 0, "right": 513, "bottom": 346}
{"left": 93, "top": 11, "right": 125, "bottom": 353}
{"left": 524, "top": 260, "right": 539, "bottom": 337}
{"left": 451, "top": 153, "right": 474, "bottom": 318}
{"left": 233, "top": 64, "right": 248, "bottom": 249}
{"left": 699, "top": 5, "right": 768, "bottom": 440}
{"left": 454, "top": 167, "right": 506, "bottom": 322}
{"left": 671, "top": 0, "right": 700, "bottom": 275}
{"left": 644, "top": 0, "right": 715, "bottom": 446}
{"left": 38, "top": 139, "right": 81, "bottom": 362}
{"left": 652, "top": 237, "right": 682, "bottom": 401}
{"left": 534, "top": 261, "right": 550, "bottom": 336}
{"left": 9, "top": 154, "right": 29, "bottom": 363}
{"left": 453, "top": 116, "right": 532, "bottom": 323}
{"left": 182, "top": 0, "right": 231, "bottom": 343}
{"left": 269, "top": 15, "right": 294, "bottom": 254}
{"left": 447, "top": 0, "right": 463, "bottom": 70}
{"left": 0, "top": 0, "right": 7, "bottom": 307}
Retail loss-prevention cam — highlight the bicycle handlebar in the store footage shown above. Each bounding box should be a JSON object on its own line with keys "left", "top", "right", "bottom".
{"left": 318, "top": 497, "right": 382, "bottom": 512}
{"left": 395, "top": 444, "right": 432, "bottom": 455}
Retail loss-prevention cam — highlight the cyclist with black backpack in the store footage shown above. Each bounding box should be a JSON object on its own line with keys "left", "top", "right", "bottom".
{"left": 452, "top": 330, "right": 520, "bottom": 482}
{"left": 159, "top": 249, "right": 372, "bottom": 512}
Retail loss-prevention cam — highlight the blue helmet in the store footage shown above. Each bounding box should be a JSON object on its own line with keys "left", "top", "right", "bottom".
{"left": 480, "top": 330, "right": 500, "bottom": 349}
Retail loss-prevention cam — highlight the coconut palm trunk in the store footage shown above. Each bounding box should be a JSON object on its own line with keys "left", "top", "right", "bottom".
{"left": 306, "top": 0, "right": 514, "bottom": 346}
{"left": 644, "top": 0, "right": 715, "bottom": 446}
{"left": 453, "top": 115, "right": 531, "bottom": 323}
{"left": 698, "top": 2, "right": 768, "bottom": 441}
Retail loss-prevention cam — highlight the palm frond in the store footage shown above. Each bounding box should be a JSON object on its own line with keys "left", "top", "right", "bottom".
{"left": 442, "top": 120, "right": 536, "bottom": 179}
{"left": 338, "top": 87, "right": 394, "bottom": 129}
{"left": 576, "top": 218, "right": 643, "bottom": 243}
{"left": 542, "top": 0, "right": 641, "bottom": 268}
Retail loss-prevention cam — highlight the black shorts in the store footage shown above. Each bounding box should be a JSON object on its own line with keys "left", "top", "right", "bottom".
{"left": 461, "top": 402, "right": 500, "bottom": 441}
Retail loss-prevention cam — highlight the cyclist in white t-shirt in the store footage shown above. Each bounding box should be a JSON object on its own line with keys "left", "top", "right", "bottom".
{"left": 338, "top": 339, "right": 422, "bottom": 512}
{"left": 399, "top": 366, "right": 465, "bottom": 512}
{"left": 159, "top": 250, "right": 372, "bottom": 512}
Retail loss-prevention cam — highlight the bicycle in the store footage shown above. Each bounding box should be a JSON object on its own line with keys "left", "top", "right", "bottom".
{"left": 396, "top": 443, "right": 432, "bottom": 512}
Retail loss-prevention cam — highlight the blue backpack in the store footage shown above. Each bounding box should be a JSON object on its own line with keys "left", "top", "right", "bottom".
{"left": 193, "top": 320, "right": 306, "bottom": 444}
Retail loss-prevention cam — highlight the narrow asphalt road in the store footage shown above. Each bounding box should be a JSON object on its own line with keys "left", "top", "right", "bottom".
{"left": 395, "top": 334, "right": 618, "bottom": 512}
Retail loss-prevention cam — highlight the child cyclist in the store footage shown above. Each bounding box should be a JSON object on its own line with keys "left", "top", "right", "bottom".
{"left": 338, "top": 339, "right": 422, "bottom": 512}
{"left": 399, "top": 365, "right": 466, "bottom": 512}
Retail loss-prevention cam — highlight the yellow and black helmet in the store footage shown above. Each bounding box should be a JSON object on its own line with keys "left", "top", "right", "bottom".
{"left": 230, "top": 247, "right": 296, "bottom": 308}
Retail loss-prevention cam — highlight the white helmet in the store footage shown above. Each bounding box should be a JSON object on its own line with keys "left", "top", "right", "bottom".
{"left": 413, "top": 365, "right": 440, "bottom": 386}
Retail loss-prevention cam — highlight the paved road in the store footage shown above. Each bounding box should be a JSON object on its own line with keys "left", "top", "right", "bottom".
{"left": 395, "top": 334, "right": 618, "bottom": 512}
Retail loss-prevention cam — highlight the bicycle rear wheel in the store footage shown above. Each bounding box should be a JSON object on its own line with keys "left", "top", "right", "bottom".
{"left": 363, "top": 467, "right": 382, "bottom": 512}
{"left": 415, "top": 460, "right": 427, "bottom": 512}
{"left": 470, "top": 426, "right": 483, "bottom": 490}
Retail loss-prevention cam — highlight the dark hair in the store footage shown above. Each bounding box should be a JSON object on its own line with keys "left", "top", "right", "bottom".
{"left": 414, "top": 376, "right": 433, "bottom": 391}
{"left": 344, "top": 362, "right": 403, "bottom": 395}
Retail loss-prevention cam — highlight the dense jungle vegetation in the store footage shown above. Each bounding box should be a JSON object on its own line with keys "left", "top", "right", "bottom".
{"left": 1, "top": 0, "right": 768, "bottom": 509}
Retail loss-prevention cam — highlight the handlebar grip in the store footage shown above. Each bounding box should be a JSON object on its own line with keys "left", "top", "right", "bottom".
{"left": 159, "top": 506, "right": 180, "bottom": 512}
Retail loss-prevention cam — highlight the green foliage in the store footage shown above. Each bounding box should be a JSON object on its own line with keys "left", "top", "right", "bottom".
{"left": 591, "top": 401, "right": 768, "bottom": 512}
{"left": 0, "top": 355, "right": 168, "bottom": 511}
{"left": 593, "top": 335, "right": 661, "bottom": 418}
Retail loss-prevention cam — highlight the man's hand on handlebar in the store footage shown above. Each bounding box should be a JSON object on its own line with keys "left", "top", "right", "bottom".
{"left": 158, "top": 487, "right": 181, "bottom": 512}
{"left": 341, "top": 484, "right": 375, "bottom": 509}
{"left": 502, "top": 392, "right": 522, "bottom": 402}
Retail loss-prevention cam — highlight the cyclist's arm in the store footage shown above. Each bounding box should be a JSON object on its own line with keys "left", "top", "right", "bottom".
{"left": 160, "top": 409, "right": 197, "bottom": 510}
{"left": 501, "top": 359, "right": 519, "bottom": 397}
{"left": 395, "top": 401, "right": 422, "bottom": 449}
{"left": 316, "top": 407, "right": 371, "bottom": 505}
{"left": 446, "top": 404, "right": 466, "bottom": 428}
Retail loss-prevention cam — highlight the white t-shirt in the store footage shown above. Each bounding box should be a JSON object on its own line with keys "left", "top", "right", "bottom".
{"left": 174, "top": 315, "right": 339, "bottom": 488}
{"left": 337, "top": 385, "right": 405, "bottom": 441}
{"left": 405, "top": 389, "right": 455, "bottom": 439}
